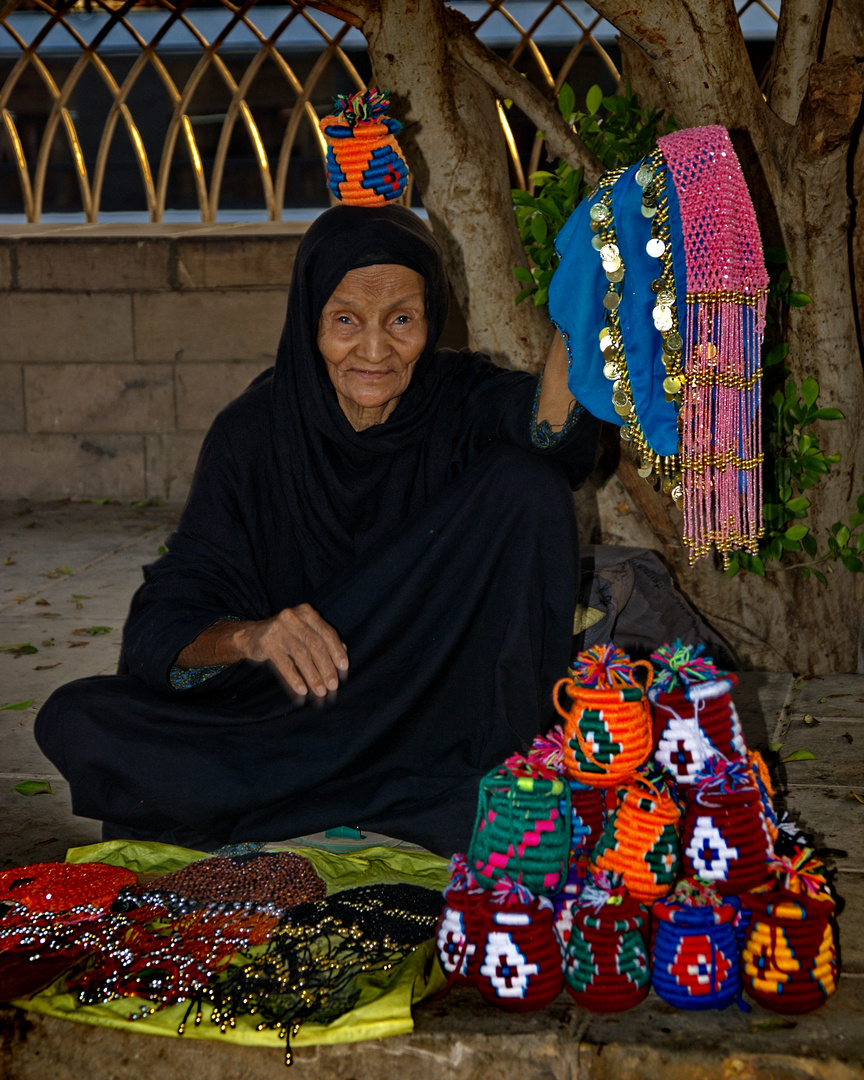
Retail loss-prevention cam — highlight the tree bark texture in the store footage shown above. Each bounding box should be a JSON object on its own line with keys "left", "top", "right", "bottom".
{"left": 312, "top": 0, "right": 864, "bottom": 672}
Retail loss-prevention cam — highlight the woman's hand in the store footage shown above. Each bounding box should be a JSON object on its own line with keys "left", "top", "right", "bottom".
{"left": 174, "top": 605, "right": 348, "bottom": 698}
{"left": 234, "top": 605, "right": 348, "bottom": 697}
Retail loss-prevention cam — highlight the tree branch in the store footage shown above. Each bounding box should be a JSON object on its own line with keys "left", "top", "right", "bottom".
{"left": 445, "top": 9, "right": 604, "bottom": 182}
{"left": 767, "top": 0, "right": 830, "bottom": 125}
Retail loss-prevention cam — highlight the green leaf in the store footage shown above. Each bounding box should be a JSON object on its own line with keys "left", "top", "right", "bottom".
{"left": 751, "top": 1018, "right": 797, "bottom": 1031}
{"left": 801, "top": 377, "right": 819, "bottom": 407}
{"left": 842, "top": 555, "right": 863, "bottom": 573}
{"left": 511, "top": 189, "right": 536, "bottom": 206}
{"left": 514, "top": 287, "right": 535, "bottom": 306}
{"left": 531, "top": 215, "right": 548, "bottom": 243}
{"left": 0, "top": 643, "right": 38, "bottom": 656}
{"left": 763, "top": 247, "right": 789, "bottom": 264}
{"left": 586, "top": 84, "right": 603, "bottom": 115}
{"left": 802, "top": 533, "right": 817, "bottom": 557}
{"left": 725, "top": 561, "right": 740, "bottom": 578}
{"left": 801, "top": 567, "right": 811, "bottom": 581}
{"left": 513, "top": 266, "right": 534, "bottom": 284}
{"left": 836, "top": 525, "right": 851, "bottom": 547}
{"left": 785, "top": 497, "right": 810, "bottom": 513}
{"left": 84, "top": 626, "right": 112, "bottom": 636}
{"left": 764, "top": 343, "right": 790, "bottom": 367}
{"left": 750, "top": 555, "right": 765, "bottom": 577}
{"left": 0, "top": 699, "right": 34, "bottom": 710}
{"left": 813, "top": 408, "right": 845, "bottom": 421}
{"left": 781, "top": 749, "right": 817, "bottom": 763}
{"left": 768, "top": 743, "right": 784, "bottom": 753}
{"left": 788, "top": 291, "right": 812, "bottom": 307}
{"left": 784, "top": 524, "right": 809, "bottom": 541}
{"left": 849, "top": 513, "right": 864, "bottom": 529}
{"left": 13, "top": 780, "right": 54, "bottom": 797}
{"left": 558, "top": 82, "right": 576, "bottom": 119}
{"left": 813, "top": 570, "right": 828, "bottom": 586}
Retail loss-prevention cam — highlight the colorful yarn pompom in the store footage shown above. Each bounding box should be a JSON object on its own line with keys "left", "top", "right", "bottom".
{"left": 590, "top": 766, "right": 682, "bottom": 903}
{"left": 741, "top": 890, "right": 838, "bottom": 1014}
{"left": 563, "top": 872, "right": 650, "bottom": 1012}
{"left": 680, "top": 758, "right": 773, "bottom": 895}
{"left": 467, "top": 764, "right": 570, "bottom": 895}
{"left": 652, "top": 882, "right": 742, "bottom": 1010}
{"left": 554, "top": 647, "right": 653, "bottom": 787}
{"left": 650, "top": 640, "right": 721, "bottom": 692}
{"left": 319, "top": 88, "right": 409, "bottom": 206}
{"left": 649, "top": 670, "right": 746, "bottom": 785}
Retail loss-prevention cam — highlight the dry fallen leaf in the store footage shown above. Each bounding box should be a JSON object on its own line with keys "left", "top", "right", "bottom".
{"left": 3, "top": 558, "right": 15, "bottom": 566}
{"left": 803, "top": 714, "right": 819, "bottom": 727}
{"left": 34, "top": 599, "right": 50, "bottom": 607}
{"left": 848, "top": 792, "right": 864, "bottom": 803}
{"left": 614, "top": 501, "right": 631, "bottom": 516}
{"left": 843, "top": 732, "right": 854, "bottom": 744}
{"left": 34, "top": 664, "right": 61, "bottom": 671}
{"left": 818, "top": 697, "right": 827, "bottom": 704}
{"left": 67, "top": 642, "right": 88, "bottom": 648}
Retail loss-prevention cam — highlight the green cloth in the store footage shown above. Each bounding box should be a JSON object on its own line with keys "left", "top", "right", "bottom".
{"left": 12, "top": 840, "right": 450, "bottom": 1049}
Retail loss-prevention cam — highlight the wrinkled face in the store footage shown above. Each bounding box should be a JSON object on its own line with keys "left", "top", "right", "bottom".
{"left": 317, "top": 264, "right": 428, "bottom": 430}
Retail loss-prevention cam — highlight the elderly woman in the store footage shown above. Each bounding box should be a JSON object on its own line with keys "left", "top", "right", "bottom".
{"left": 35, "top": 204, "right": 601, "bottom": 856}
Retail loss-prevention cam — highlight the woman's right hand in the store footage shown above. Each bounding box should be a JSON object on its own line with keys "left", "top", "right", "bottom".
{"left": 233, "top": 604, "right": 349, "bottom": 697}
{"left": 175, "top": 605, "right": 348, "bottom": 698}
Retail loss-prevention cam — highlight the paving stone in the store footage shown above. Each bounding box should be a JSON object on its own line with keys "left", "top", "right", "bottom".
{"left": 836, "top": 870, "right": 864, "bottom": 974}
{"left": 24, "top": 363, "right": 175, "bottom": 434}
{"left": 771, "top": 714, "right": 864, "bottom": 787}
{"left": 0, "top": 243, "right": 11, "bottom": 290}
{"left": 733, "top": 671, "right": 794, "bottom": 750}
{"left": 792, "top": 675, "right": 864, "bottom": 717}
{"left": 14, "top": 238, "right": 171, "bottom": 292}
{"left": 133, "top": 290, "right": 285, "bottom": 363}
{"left": 175, "top": 232, "right": 300, "bottom": 289}
{"left": 0, "top": 435, "right": 146, "bottom": 501}
{"left": 0, "top": 293, "right": 134, "bottom": 364}
{"left": 776, "top": 785, "right": 864, "bottom": 868}
{"left": 144, "top": 432, "right": 204, "bottom": 502}
{"left": 174, "top": 360, "right": 271, "bottom": 430}
{"left": 0, "top": 771, "right": 101, "bottom": 871}
{"left": 0, "top": 365, "right": 24, "bottom": 433}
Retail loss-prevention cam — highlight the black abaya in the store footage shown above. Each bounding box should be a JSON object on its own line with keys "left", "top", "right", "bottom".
{"left": 35, "top": 205, "right": 601, "bottom": 857}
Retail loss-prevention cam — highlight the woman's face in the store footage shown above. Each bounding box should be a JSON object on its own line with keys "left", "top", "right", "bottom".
{"left": 317, "top": 263, "right": 428, "bottom": 431}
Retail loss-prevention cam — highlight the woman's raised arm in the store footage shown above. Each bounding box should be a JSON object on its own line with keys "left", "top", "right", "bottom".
{"left": 535, "top": 329, "right": 577, "bottom": 431}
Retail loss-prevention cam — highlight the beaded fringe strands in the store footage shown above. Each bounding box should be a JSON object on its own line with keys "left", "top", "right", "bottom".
{"left": 652, "top": 882, "right": 742, "bottom": 1011}
{"left": 649, "top": 642, "right": 746, "bottom": 785}
{"left": 741, "top": 890, "right": 837, "bottom": 1014}
{"left": 208, "top": 884, "right": 442, "bottom": 1064}
{"left": 563, "top": 872, "right": 650, "bottom": 1013}
{"left": 554, "top": 645, "right": 653, "bottom": 787}
{"left": 590, "top": 765, "right": 682, "bottom": 903}
{"left": 320, "top": 89, "right": 409, "bottom": 206}
{"left": 657, "top": 127, "right": 768, "bottom": 565}
{"left": 467, "top": 759, "right": 570, "bottom": 895}
{"left": 681, "top": 758, "right": 773, "bottom": 894}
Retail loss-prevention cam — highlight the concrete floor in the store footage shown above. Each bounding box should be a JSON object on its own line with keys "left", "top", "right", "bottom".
{"left": 1, "top": 500, "right": 863, "bottom": 1078}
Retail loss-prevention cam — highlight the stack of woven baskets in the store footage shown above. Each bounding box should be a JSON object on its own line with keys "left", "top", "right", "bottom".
{"left": 435, "top": 642, "right": 839, "bottom": 1016}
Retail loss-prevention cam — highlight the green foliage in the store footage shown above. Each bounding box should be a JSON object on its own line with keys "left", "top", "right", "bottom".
{"left": 726, "top": 250, "right": 864, "bottom": 583}
{"left": 512, "top": 82, "right": 675, "bottom": 307}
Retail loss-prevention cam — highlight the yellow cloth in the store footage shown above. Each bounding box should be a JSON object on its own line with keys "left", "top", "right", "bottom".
{"left": 12, "top": 840, "right": 450, "bottom": 1049}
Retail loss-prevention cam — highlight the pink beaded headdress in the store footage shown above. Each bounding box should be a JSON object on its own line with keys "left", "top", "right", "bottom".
{"left": 549, "top": 126, "right": 768, "bottom": 565}
{"left": 658, "top": 127, "right": 768, "bottom": 563}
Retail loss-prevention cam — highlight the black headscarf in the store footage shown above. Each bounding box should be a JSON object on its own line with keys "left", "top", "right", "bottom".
{"left": 265, "top": 203, "right": 483, "bottom": 572}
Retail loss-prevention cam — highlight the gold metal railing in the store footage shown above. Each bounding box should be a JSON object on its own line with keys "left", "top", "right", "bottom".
{"left": 0, "top": 0, "right": 778, "bottom": 223}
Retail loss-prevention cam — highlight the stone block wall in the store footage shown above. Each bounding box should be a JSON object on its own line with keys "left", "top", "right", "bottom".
{"left": 0, "top": 224, "right": 304, "bottom": 502}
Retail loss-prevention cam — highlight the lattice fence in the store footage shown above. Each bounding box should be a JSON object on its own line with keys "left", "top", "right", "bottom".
{"left": 0, "top": 0, "right": 778, "bottom": 223}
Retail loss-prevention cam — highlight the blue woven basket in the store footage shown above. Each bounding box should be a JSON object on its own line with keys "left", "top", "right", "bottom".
{"left": 651, "top": 899, "right": 740, "bottom": 1010}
